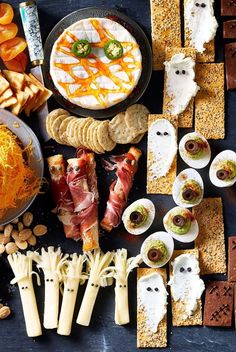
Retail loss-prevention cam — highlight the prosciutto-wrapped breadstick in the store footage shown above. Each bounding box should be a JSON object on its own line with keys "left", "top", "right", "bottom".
{"left": 101, "top": 146, "right": 142, "bottom": 232}
{"left": 47, "top": 155, "right": 80, "bottom": 239}
{"left": 67, "top": 149, "right": 99, "bottom": 251}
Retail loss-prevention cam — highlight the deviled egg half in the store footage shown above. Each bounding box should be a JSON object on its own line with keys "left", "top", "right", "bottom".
{"left": 140, "top": 231, "right": 174, "bottom": 268}
{"left": 179, "top": 132, "right": 211, "bottom": 169}
{"left": 172, "top": 168, "right": 204, "bottom": 208}
{"left": 209, "top": 150, "right": 236, "bottom": 187}
{"left": 122, "top": 198, "right": 155, "bottom": 235}
{"left": 163, "top": 206, "right": 199, "bottom": 243}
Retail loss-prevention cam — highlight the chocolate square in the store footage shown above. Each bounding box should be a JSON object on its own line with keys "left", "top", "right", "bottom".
{"left": 204, "top": 281, "right": 233, "bottom": 327}
{"left": 228, "top": 236, "right": 236, "bottom": 281}
{"left": 223, "top": 20, "right": 236, "bottom": 38}
{"left": 221, "top": 0, "right": 236, "bottom": 16}
{"left": 225, "top": 43, "right": 236, "bottom": 90}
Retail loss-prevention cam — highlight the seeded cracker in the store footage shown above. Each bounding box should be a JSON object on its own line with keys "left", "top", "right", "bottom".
{"left": 137, "top": 268, "right": 167, "bottom": 348}
{"left": 163, "top": 47, "right": 197, "bottom": 128}
{"left": 195, "top": 63, "right": 225, "bottom": 140}
{"left": 150, "top": 0, "right": 181, "bottom": 71}
{"left": 147, "top": 114, "right": 178, "bottom": 195}
{"left": 193, "top": 198, "right": 226, "bottom": 275}
{"left": 169, "top": 249, "right": 203, "bottom": 326}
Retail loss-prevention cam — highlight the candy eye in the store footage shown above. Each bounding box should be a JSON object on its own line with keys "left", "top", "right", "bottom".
{"left": 156, "top": 131, "right": 162, "bottom": 136}
{"left": 146, "top": 287, "right": 152, "bottom": 292}
{"left": 125, "top": 158, "right": 132, "bottom": 164}
{"left": 154, "top": 287, "right": 159, "bottom": 292}
{"left": 201, "top": 3, "right": 206, "bottom": 7}
{"left": 187, "top": 267, "right": 192, "bottom": 272}
{"left": 180, "top": 267, "right": 185, "bottom": 273}
{"left": 195, "top": 2, "right": 200, "bottom": 6}
{"left": 182, "top": 70, "right": 186, "bottom": 75}
{"left": 175, "top": 70, "right": 180, "bottom": 75}
{"left": 163, "top": 132, "right": 169, "bottom": 136}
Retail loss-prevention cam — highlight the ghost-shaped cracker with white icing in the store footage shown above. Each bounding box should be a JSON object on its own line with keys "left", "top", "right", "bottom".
{"left": 185, "top": 0, "right": 218, "bottom": 53}
{"left": 168, "top": 253, "right": 205, "bottom": 318}
{"left": 138, "top": 272, "right": 168, "bottom": 332}
{"left": 164, "top": 53, "right": 200, "bottom": 115}
{"left": 147, "top": 118, "right": 177, "bottom": 179}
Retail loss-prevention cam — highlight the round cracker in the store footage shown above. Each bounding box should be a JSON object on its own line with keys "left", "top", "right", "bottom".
{"left": 125, "top": 104, "right": 149, "bottom": 134}
{"left": 51, "top": 114, "right": 69, "bottom": 144}
{"left": 65, "top": 117, "right": 78, "bottom": 145}
{"left": 93, "top": 122, "right": 105, "bottom": 154}
{"left": 58, "top": 116, "right": 75, "bottom": 145}
{"left": 46, "top": 108, "right": 69, "bottom": 138}
{"left": 87, "top": 120, "right": 96, "bottom": 151}
{"left": 97, "top": 120, "right": 116, "bottom": 151}
{"left": 109, "top": 112, "right": 136, "bottom": 144}
{"left": 68, "top": 118, "right": 82, "bottom": 147}
{"left": 77, "top": 118, "right": 90, "bottom": 148}
{"left": 71, "top": 118, "right": 84, "bottom": 148}
{"left": 74, "top": 118, "right": 86, "bottom": 147}
{"left": 81, "top": 118, "right": 93, "bottom": 149}
{"left": 131, "top": 132, "right": 145, "bottom": 144}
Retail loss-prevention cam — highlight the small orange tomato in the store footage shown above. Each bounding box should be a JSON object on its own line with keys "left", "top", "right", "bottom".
{"left": 3, "top": 52, "right": 28, "bottom": 72}
{"left": 0, "top": 37, "right": 27, "bottom": 61}
{"left": 0, "top": 23, "right": 18, "bottom": 44}
{"left": 0, "top": 3, "right": 14, "bottom": 25}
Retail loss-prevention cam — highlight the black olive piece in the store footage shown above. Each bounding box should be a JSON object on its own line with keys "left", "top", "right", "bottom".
{"left": 201, "top": 3, "right": 206, "bottom": 7}
{"left": 125, "top": 158, "right": 132, "bottom": 164}
{"left": 173, "top": 215, "right": 186, "bottom": 228}
{"left": 67, "top": 288, "right": 70, "bottom": 292}
{"left": 216, "top": 169, "right": 229, "bottom": 180}
{"left": 180, "top": 267, "right": 185, "bottom": 273}
{"left": 146, "top": 287, "right": 152, "bottom": 291}
{"left": 147, "top": 248, "right": 163, "bottom": 262}
{"left": 195, "top": 2, "right": 200, "bottom": 6}
{"left": 187, "top": 267, "right": 192, "bottom": 272}
{"left": 91, "top": 283, "right": 94, "bottom": 286}
{"left": 154, "top": 288, "right": 159, "bottom": 292}
{"left": 22, "top": 287, "right": 24, "bottom": 290}
{"left": 156, "top": 131, "right": 162, "bottom": 136}
{"left": 50, "top": 279, "right": 53, "bottom": 282}
{"left": 124, "top": 285, "right": 126, "bottom": 288}
{"left": 119, "top": 285, "right": 122, "bottom": 288}
{"left": 68, "top": 167, "right": 73, "bottom": 172}
{"left": 182, "top": 188, "right": 195, "bottom": 201}
{"left": 71, "top": 289, "right": 74, "bottom": 292}
{"left": 182, "top": 70, "right": 186, "bottom": 74}
{"left": 46, "top": 279, "right": 49, "bottom": 282}
{"left": 75, "top": 166, "right": 80, "bottom": 171}
{"left": 185, "top": 140, "right": 200, "bottom": 155}
{"left": 50, "top": 166, "right": 56, "bottom": 173}
{"left": 175, "top": 70, "right": 180, "bottom": 75}
{"left": 164, "top": 132, "right": 169, "bottom": 136}
{"left": 95, "top": 284, "right": 99, "bottom": 288}
{"left": 130, "top": 211, "right": 144, "bottom": 225}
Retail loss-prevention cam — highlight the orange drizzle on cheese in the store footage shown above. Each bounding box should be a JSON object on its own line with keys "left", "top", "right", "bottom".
{"left": 54, "top": 19, "right": 141, "bottom": 108}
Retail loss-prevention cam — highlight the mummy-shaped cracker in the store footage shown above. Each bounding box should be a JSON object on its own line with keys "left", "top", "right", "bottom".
{"left": 185, "top": 0, "right": 218, "bottom": 53}
{"left": 164, "top": 53, "right": 199, "bottom": 115}
{"left": 169, "top": 253, "right": 205, "bottom": 319}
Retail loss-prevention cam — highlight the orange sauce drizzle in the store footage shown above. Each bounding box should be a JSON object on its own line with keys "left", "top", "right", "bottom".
{"left": 54, "top": 19, "right": 141, "bottom": 108}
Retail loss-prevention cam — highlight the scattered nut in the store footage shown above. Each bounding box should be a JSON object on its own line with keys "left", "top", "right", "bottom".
{"left": 17, "top": 222, "right": 24, "bottom": 232}
{"left": 0, "top": 306, "right": 11, "bottom": 319}
{"left": 15, "top": 240, "right": 28, "bottom": 250}
{"left": 5, "top": 242, "right": 18, "bottom": 254}
{"left": 19, "top": 229, "right": 32, "bottom": 241}
{"left": 4, "top": 224, "right": 13, "bottom": 237}
{"left": 0, "top": 234, "right": 10, "bottom": 245}
{"left": 0, "top": 244, "right": 5, "bottom": 254}
{"left": 11, "top": 217, "right": 19, "bottom": 224}
{"left": 27, "top": 234, "right": 37, "bottom": 246}
{"left": 11, "top": 230, "right": 20, "bottom": 241}
{"left": 33, "top": 225, "right": 47, "bottom": 237}
{"left": 23, "top": 212, "right": 33, "bottom": 227}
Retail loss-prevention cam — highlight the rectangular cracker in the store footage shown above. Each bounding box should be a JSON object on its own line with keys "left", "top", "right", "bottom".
{"left": 169, "top": 249, "right": 203, "bottom": 326}
{"left": 137, "top": 268, "right": 167, "bottom": 348}
{"left": 163, "top": 47, "right": 197, "bottom": 128}
{"left": 150, "top": 0, "right": 181, "bottom": 71}
{"left": 228, "top": 236, "right": 236, "bottom": 282}
{"left": 195, "top": 63, "right": 225, "bottom": 140}
{"left": 193, "top": 198, "right": 226, "bottom": 275}
{"left": 184, "top": 0, "right": 215, "bottom": 62}
{"left": 147, "top": 114, "right": 178, "bottom": 195}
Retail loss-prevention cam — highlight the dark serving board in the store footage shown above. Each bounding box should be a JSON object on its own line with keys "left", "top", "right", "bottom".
{"left": 1, "top": 1, "right": 236, "bottom": 352}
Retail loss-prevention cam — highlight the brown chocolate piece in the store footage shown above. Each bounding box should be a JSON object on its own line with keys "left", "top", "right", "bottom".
{"left": 221, "top": 0, "right": 236, "bottom": 16}
{"left": 228, "top": 236, "right": 236, "bottom": 282}
{"left": 223, "top": 20, "right": 236, "bottom": 38}
{"left": 204, "top": 281, "right": 233, "bottom": 327}
{"left": 225, "top": 43, "right": 236, "bottom": 90}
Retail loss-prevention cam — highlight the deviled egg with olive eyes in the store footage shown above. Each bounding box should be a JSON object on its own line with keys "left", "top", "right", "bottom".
{"left": 209, "top": 150, "right": 236, "bottom": 188}
{"left": 140, "top": 231, "right": 174, "bottom": 268}
{"left": 172, "top": 168, "right": 204, "bottom": 208}
{"left": 163, "top": 206, "right": 199, "bottom": 243}
{"left": 122, "top": 198, "right": 155, "bottom": 235}
{"left": 179, "top": 132, "right": 211, "bottom": 169}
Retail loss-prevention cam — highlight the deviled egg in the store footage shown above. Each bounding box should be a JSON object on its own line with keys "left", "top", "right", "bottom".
{"left": 172, "top": 168, "right": 204, "bottom": 208}
{"left": 209, "top": 150, "right": 236, "bottom": 187}
{"left": 122, "top": 198, "right": 155, "bottom": 235}
{"left": 179, "top": 132, "right": 211, "bottom": 169}
{"left": 163, "top": 206, "right": 199, "bottom": 243}
{"left": 140, "top": 231, "right": 174, "bottom": 268}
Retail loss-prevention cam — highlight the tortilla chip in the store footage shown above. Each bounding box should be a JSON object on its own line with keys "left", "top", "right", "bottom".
{"left": 0, "top": 73, "right": 10, "bottom": 95}
{"left": 0, "top": 88, "right": 13, "bottom": 104}
{"left": 2, "top": 70, "right": 25, "bottom": 91}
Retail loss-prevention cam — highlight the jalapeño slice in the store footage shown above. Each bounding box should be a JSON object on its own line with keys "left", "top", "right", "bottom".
{"left": 104, "top": 39, "right": 123, "bottom": 60}
{"left": 72, "top": 39, "right": 91, "bottom": 58}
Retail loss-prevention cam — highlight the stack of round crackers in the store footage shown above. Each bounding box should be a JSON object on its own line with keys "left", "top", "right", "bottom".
{"left": 46, "top": 104, "right": 149, "bottom": 153}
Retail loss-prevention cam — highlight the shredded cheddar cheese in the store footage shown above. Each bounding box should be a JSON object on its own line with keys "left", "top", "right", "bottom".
{"left": 0, "top": 125, "right": 40, "bottom": 218}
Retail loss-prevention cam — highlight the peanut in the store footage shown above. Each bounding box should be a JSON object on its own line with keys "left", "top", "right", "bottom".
{"left": 5, "top": 242, "right": 18, "bottom": 254}
{"left": 4, "top": 224, "right": 13, "bottom": 237}
{"left": 33, "top": 225, "right": 47, "bottom": 237}
{"left": 0, "top": 234, "right": 10, "bottom": 245}
{"left": 0, "top": 306, "right": 11, "bottom": 319}
{"left": 19, "top": 229, "right": 32, "bottom": 241}
{"left": 17, "top": 222, "right": 24, "bottom": 232}
{"left": 27, "top": 234, "right": 37, "bottom": 246}
{"left": 15, "top": 240, "right": 28, "bottom": 250}
{"left": 22, "top": 212, "right": 33, "bottom": 227}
